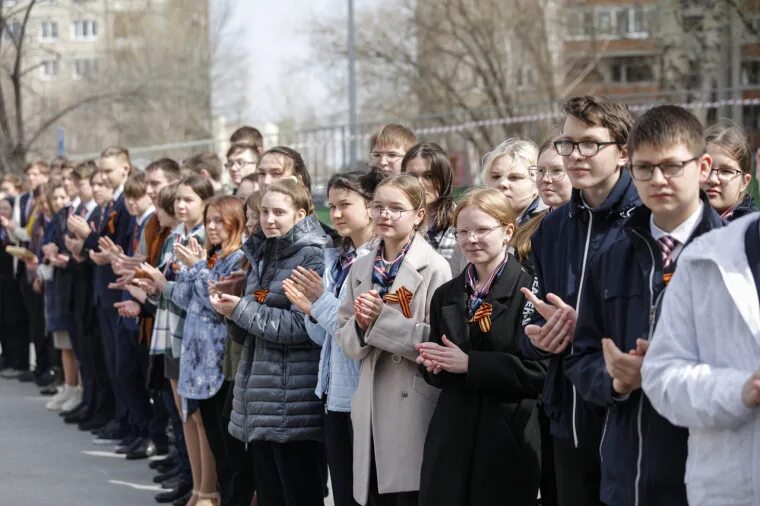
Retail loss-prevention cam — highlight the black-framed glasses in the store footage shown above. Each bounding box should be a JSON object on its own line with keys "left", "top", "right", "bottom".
{"left": 554, "top": 140, "right": 618, "bottom": 157}
{"left": 707, "top": 167, "right": 744, "bottom": 182}
{"left": 371, "top": 205, "right": 415, "bottom": 221}
{"left": 528, "top": 165, "right": 567, "bottom": 182}
{"left": 454, "top": 225, "right": 502, "bottom": 242}
{"left": 225, "top": 159, "right": 257, "bottom": 170}
{"left": 369, "top": 151, "right": 405, "bottom": 163}
{"left": 629, "top": 156, "right": 701, "bottom": 181}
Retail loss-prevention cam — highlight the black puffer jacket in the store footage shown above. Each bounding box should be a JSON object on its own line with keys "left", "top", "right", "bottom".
{"left": 228, "top": 214, "right": 329, "bottom": 443}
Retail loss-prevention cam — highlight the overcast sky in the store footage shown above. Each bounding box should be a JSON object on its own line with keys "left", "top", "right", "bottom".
{"left": 216, "top": 0, "right": 343, "bottom": 126}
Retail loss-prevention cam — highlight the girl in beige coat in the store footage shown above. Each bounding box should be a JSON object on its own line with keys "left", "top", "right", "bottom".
{"left": 337, "top": 174, "right": 452, "bottom": 506}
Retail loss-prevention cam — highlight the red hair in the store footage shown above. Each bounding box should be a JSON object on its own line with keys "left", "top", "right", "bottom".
{"left": 204, "top": 195, "right": 245, "bottom": 258}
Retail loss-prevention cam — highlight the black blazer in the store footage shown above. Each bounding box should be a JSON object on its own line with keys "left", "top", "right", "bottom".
{"left": 419, "top": 255, "right": 547, "bottom": 506}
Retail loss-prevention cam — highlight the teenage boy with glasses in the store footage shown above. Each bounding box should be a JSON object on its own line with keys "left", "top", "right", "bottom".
{"left": 564, "top": 105, "right": 723, "bottom": 506}
{"left": 520, "top": 96, "right": 640, "bottom": 506}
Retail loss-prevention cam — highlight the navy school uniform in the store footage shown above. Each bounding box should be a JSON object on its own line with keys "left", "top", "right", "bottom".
{"left": 520, "top": 170, "right": 641, "bottom": 449}
{"left": 84, "top": 193, "right": 134, "bottom": 430}
{"left": 564, "top": 193, "right": 723, "bottom": 506}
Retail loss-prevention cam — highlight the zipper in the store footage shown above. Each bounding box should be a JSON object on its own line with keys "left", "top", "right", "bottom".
{"left": 599, "top": 408, "right": 610, "bottom": 461}
{"left": 571, "top": 208, "right": 594, "bottom": 448}
{"left": 630, "top": 229, "right": 657, "bottom": 506}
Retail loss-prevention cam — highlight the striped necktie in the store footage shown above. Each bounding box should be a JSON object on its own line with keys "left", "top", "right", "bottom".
{"left": 657, "top": 235, "right": 678, "bottom": 271}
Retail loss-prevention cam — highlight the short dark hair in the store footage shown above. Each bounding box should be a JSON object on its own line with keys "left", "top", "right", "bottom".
{"left": 124, "top": 171, "right": 148, "bottom": 199}
{"left": 178, "top": 174, "right": 215, "bottom": 201}
{"left": 145, "top": 158, "right": 181, "bottom": 181}
{"left": 158, "top": 184, "right": 178, "bottom": 216}
{"left": 562, "top": 96, "right": 633, "bottom": 146}
{"left": 226, "top": 143, "right": 261, "bottom": 162}
{"left": 627, "top": 105, "right": 705, "bottom": 158}
{"left": 401, "top": 142, "right": 455, "bottom": 231}
{"left": 230, "top": 126, "right": 264, "bottom": 151}
{"left": 183, "top": 153, "right": 223, "bottom": 182}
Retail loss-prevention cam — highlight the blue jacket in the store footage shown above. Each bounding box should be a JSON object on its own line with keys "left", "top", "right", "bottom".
{"left": 564, "top": 194, "right": 723, "bottom": 506}
{"left": 304, "top": 244, "right": 372, "bottom": 412}
{"left": 520, "top": 169, "right": 641, "bottom": 449}
{"left": 166, "top": 249, "right": 244, "bottom": 403}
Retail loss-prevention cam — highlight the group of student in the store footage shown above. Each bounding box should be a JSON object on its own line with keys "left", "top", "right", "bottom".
{"left": 0, "top": 96, "right": 759, "bottom": 506}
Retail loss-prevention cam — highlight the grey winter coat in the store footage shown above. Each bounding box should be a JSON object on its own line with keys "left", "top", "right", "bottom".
{"left": 227, "top": 214, "right": 329, "bottom": 443}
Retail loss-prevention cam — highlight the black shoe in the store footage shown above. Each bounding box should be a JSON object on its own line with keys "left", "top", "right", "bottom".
{"left": 162, "top": 476, "right": 183, "bottom": 490}
{"left": 36, "top": 367, "right": 62, "bottom": 387}
{"left": 93, "top": 419, "right": 119, "bottom": 437}
{"left": 61, "top": 402, "right": 87, "bottom": 418}
{"left": 171, "top": 488, "right": 193, "bottom": 506}
{"left": 64, "top": 407, "right": 92, "bottom": 424}
{"left": 155, "top": 459, "right": 178, "bottom": 474}
{"left": 126, "top": 439, "right": 160, "bottom": 460}
{"left": 93, "top": 424, "right": 128, "bottom": 445}
{"left": 153, "top": 467, "right": 180, "bottom": 484}
{"left": 155, "top": 481, "right": 192, "bottom": 504}
{"left": 115, "top": 436, "right": 141, "bottom": 454}
{"left": 17, "top": 370, "right": 36, "bottom": 382}
{"left": 39, "top": 385, "right": 59, "bottom": 396}
{"left": 149, "top": 455, "right": 175, "bottom": 470}
{"left": 78, "top": 414, "right": 110, "bottom": 432}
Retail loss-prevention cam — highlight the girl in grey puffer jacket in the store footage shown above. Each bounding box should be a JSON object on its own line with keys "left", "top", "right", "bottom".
{"left": 210, "top": 179, "right": 329, "bottom": 506}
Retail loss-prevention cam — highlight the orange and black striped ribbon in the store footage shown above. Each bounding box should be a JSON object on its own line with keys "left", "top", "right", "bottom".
{"left": 254, "top": 289, "right": 269, "bottom": 303}
{"left": 468, "top": 302, "right": 493, "bottom": 332}
{"left": 383, "top": 286, "right": 413, "bottom": 318}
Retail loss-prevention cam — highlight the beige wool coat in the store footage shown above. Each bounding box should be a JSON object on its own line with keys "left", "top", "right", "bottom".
{"left": 337, "top": 235, "right": 452, "bottom": 505}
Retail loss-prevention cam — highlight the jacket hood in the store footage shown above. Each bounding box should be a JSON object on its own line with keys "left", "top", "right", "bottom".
{"left": 567, "top": 169, "right": 640, "bottom": 221}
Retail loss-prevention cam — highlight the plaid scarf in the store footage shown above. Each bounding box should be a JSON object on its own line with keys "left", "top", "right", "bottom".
{"left": 332, "top": 247, "right": 357, "bottom": 296}
{"left": 465, "top": 253, "right": 508, "bottom": 319}
{"left": 372, "top": 239, "right": 412, "bottom": 298}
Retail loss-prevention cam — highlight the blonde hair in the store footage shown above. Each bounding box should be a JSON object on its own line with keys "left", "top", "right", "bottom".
{"left": 375, "top": 174, "right": 427, "bottom": 229}
{"left": 453, "top": 187, "right": 516, "bottom": 229}
{"left": 265, "top": 179, "right": 314, "bottom": 215}
{"left": 480, "top": 137, "right": 538, "bottom": 184}
{"left": 369, "top": 124, "right": 417, "bottom": 152}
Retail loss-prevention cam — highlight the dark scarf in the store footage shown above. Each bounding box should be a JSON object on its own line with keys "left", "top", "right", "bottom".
{"left": 372, "top": 238, "right": 412, "bottom": 298}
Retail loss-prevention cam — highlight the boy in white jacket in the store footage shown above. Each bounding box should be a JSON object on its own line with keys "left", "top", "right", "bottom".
{"left": 642, "top": 213, "right": 760, "bottom": 506}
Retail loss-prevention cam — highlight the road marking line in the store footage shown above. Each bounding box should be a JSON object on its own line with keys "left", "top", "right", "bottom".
{"left": 108, "top": 480, "right": 163, "bottom": 491}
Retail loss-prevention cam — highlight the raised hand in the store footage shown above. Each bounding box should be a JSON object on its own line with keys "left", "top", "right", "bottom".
{"left": 282, "top": 279, "right": 312, "bottom": 315}
{"left": 138, "top": 262, "right": 167, "bottom": 291}
{"left": 521, "top": 287, "right": 577, "bottom": 354}
{"left": 209, "top": 293, "right": 240, "bottom": 318}
{"left": 354, "top": 290, "right": 383, "bottom": 330}
{"left": 288, "top": 266, "right": 325, "bottom": 303}
{"left": 602, "top": 338, "right": 648, "bottom": 395}
{"left": 415, "top": 335, "right": 469, "bottom": 374}
{"left": 66, "top": 214, "right": 90, "bottom": 239}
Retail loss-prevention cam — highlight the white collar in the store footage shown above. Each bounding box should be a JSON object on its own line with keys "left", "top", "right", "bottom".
{"left": 172, "top": 221, "right": 202, "bottom": 239}
{"left": 112, "top": 183, "right": 124, "bottom": 201}
{"left": 83, "top": 199, "right": 97, "bottom": 213}
{"left": 71, "top": 196, "right": 81, "bottom": 209}
{"left": 136, "top": 206, "right": 155, "bottom": 227}
{"left": 650, "top": 202, "right": 704, "bottom": 245}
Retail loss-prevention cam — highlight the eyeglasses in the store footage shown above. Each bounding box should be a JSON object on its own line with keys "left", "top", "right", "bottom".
{"left": 629, "top": 157, "right": 700, "bottom": 181}
{"left": 371, "top": 204, "right": 416, "bottom": 221}
{"left": 707, "top": 167, "right": 744, "bottom": 182}
{"left": 528, "top": 165, "right": 566, "bottom": 182}
{"left": 369, "top": 151, "right": 405, "bottom": 163}
{"left": 225, "top": 159, "right": 257, "bottom": 170}
{"left": 554, "top": 140, "right": 618, "bottom": 157}
{"left": 454, "top": 225, "right": 502, "bottom": 242}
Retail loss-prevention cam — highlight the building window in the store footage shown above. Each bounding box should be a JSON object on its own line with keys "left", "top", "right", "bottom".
{"left": 72, "top": 20, "right": 98, "bottom": 41}
{"left": 742, "top": 60, "right": 760, "bottom": 86}
{"left": 567, "top": 6, "right": 651, "bottom": 40}
{"left": 73, "top": 58, "right": 99, "bottom": 79}
{"left": 609, "top": 57, "right": 655, "bottom": 84}
{"left": 40, "top": 21, "right": 58, "bottom": 41}
{"left": 40, "top": 60, "right": 59, "bottom": 80}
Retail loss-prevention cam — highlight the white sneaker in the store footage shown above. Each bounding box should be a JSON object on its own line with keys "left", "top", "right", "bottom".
{"left": 60, "top": 387, "right": 82, "bottom": 412}
{"left": 46, "top": 385, "right": 74, "bottom": 411}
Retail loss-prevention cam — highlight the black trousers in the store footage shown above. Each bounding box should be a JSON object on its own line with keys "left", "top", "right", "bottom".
{"left": 324, "top": 410, "right": 360, "bottom": 506}
{"left": 539, "top": 409, "right": 558, "bottom": 506}
{"left": 78, "top": 327, "right": 113, "bottom": 418}
{"left": 553, "top": 436, "right": 603, "bottom": 506}
{"left": 114, "top": 324, "right": 151, "bottom": 434}
{"left": 18, "top": 275, "right": 48, "bottom": 373}
{"left": 98, "top": 308, "right": 129, "bottom": 428}
{"left": 199, "top": 381, "right": 255, "bottom": 506}
{"left": 1, "top": 321, "right": 28, "bottom": 370}
{"left": 250, "top": 439, "right": 326, "bottom": 506}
